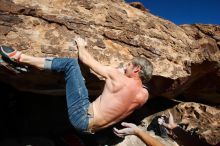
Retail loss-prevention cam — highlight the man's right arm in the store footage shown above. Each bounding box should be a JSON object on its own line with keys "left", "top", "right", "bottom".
{"left": 75, "top": 37, "right": 118, "bottom": 80}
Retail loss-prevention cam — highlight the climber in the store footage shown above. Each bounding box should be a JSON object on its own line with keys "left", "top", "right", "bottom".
{"left": 0, "top": 37, "right": 153, "bottom": 134}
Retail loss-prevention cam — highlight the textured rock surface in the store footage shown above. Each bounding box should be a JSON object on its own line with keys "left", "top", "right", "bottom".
{"left": 0, "top": 1, "right": 219, "bottom": 146}
{"left": 117, "top": 102, "right": 220, "bottom": 146}
{"left": 0, "top": 1, "right": 219, "bottom": 102}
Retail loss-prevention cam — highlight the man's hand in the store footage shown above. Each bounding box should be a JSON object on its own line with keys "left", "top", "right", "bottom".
{"left": 75, "top": 37, "right": 87, "bottom": 50}
{"left": 113, "top": 122, "right": 140, "bottom": 138}
{"left": 74, "top": 37, "right": 89, "bottom": 63}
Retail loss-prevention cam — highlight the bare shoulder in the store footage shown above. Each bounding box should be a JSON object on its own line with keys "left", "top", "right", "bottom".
{"left": 108, "top": 67, "right": 121, "bottom": 74}
{"left": 106, "top": 67, "right": 125, "bottom": 79}
{"left": 138, "top": 88, "right": 149, "bottom": 105}
{"left": 142, "top": 87, "right": 149, "bottom": 96}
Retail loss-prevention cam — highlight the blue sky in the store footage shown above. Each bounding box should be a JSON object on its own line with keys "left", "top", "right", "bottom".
{"left": 126, "top": 0, "right": 220, "bottom": 25}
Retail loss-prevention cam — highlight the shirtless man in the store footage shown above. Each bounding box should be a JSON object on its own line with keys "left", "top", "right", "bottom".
{"left": 0, "top": 37, "right": 153, "bottom": 134}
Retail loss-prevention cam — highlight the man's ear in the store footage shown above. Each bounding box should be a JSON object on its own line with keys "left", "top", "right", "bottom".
{"left": 134, "top": 66, "right": 141, "bottom": 73}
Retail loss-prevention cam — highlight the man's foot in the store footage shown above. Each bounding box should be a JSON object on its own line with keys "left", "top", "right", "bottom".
{"left": 0, "top": 46, "right": 28, "bottom": 74}
{"left": 0, "top": 45, "right": 22, "bottom": 63}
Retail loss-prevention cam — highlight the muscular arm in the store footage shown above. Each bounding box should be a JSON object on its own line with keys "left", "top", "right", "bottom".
{"left": 75, "top": 37, "right": 117, "bottom": 79}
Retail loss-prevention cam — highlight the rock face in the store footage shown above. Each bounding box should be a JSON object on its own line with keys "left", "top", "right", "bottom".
{"left": 117, "top": 102, "right": 220, "bottom": 146}
{"left": 0, "top": 1, "right": 219, "bottom": 146}
{"left": 0, "top": 0, "right": 219, "bottom": 104}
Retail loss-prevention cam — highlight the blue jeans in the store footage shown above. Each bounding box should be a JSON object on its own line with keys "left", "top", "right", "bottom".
{"left": 44, "top": 58, "right": 91, "bottom": 133}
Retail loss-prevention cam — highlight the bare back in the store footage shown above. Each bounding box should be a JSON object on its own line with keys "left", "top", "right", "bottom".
{"left": 92, "top": 69, "right": 148, "bottom": 131}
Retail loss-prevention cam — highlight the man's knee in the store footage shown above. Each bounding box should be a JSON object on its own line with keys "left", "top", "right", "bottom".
{"left": 64, "top": 58, "right": 79, "bottom": 69}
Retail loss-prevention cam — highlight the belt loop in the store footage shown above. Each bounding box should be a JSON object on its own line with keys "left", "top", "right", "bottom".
{"left": 87, "top": 103, "right": 95, "bottom": 134}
